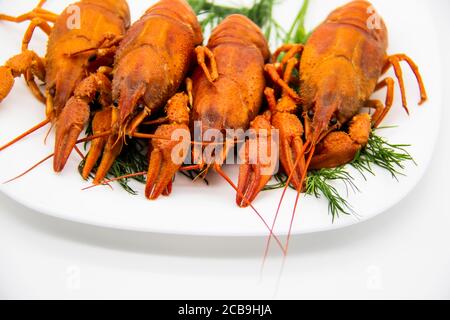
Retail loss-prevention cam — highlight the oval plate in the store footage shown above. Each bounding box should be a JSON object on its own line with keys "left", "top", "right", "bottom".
{"left": 0, "top": 0, "right": 443, "bottom": 236}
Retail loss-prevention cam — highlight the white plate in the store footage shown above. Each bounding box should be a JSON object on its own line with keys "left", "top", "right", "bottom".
{"left": 0, "top": 0, "right": 443, "bottom": 236}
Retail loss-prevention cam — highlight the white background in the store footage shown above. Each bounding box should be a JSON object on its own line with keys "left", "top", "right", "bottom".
{"left": 0, "top": 0, "right": 449, "bottom": 299}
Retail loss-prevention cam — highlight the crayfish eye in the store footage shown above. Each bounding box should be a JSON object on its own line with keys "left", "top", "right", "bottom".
{"left": 307, "top": 110, "right": 314, "bottom": 118}
{"left": 88, "top": 54, "right": 97, "bottom": 63}
{"left": 113, "top": 100, "right": 119, "bottom": 107}
{"left": 330, "top": 116, "right": 338, "bottom": 126}
{"left": 49, "top": 87, "right": 56, "bottom": 96}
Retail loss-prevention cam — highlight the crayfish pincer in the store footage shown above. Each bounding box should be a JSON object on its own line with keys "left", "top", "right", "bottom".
{"left": 0, "top": 0, "right": 131, "bottom": 172}
{"left": 79, "top": 0, "right": 203, "bottom": 199}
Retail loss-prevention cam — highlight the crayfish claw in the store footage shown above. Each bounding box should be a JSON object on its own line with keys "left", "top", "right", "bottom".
{"left": 54, "top": 71, "right": 112, "bottom": 172}
{"left": 145, "top": 93, "right": 191, "bottom": 199}
{"left": 310, "top": 114, "right": 371, "bottom": 169}
{"left": 53, "top": 96, "right": 90, "bottom": 172}
{"left": 145, "top": 123, "right": 190, "bottom": 200}
{"left": 93, "top": 134, "right": 123, "bottom": 185}
{"left": 273, "top": 113, "right": 306, "bottom": 190}
{"left": 237, "top": 114, "right": 275, "bottom": 207}
{"left": 0, "top": 66, "right": 14, "bottom": 103}
{"left": 82, "top": 108, "right": 113, "bottom": 179}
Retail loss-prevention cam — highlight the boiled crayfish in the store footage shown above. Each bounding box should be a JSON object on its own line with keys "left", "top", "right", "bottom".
{"left": 0, "top": 0, "right": 131, "bottom": 173}
{"left": 71, "top": 0, "right": 204, "bottom": 201}
{"left": 239, "top": 0, "right": 427, "bottom": 206}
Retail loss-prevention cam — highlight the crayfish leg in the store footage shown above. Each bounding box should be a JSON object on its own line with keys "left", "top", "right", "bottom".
{"left": 271, "top": 43, "right": 304, "bottom": 64}
{"left": 0, "top": 50, "right": 46, "bottom": 104}
{"left": 382, "top": 54, "right": 428, "bottom": 112}
{"left": 368, "top": 76, "right": 395, "bottom": 128}
{"left": 195, "top": 46, "right": 218, "bottom": 83}
{"left": 264, "top": 64, "right": 301, "bottom": 103}
{"left": 0, "top": 6, "right": 57, "bottom": 24}
{"left": 21, "top": 18, "right": 52, "bottom": 51}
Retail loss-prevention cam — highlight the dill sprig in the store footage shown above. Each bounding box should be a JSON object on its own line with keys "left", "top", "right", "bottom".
{"left": 284, "top": 0, "right": 310, "bottom": 44}
{"left": 263, "top": 168, "right": 356, "bottom": 221}
{"left": 189, "top": 0, "right": 285, "bottom": 41}
{"left": 79, "top": 139, "right": 149, "bottom": 195}
{"left": 351, "top": 130, "right": 416, "bottom": 180}
{"left": 263, "top": 129, "right": 415, "bottom": 220}
{"left": 306, "top": 168, "right": 357, "bottom": 221}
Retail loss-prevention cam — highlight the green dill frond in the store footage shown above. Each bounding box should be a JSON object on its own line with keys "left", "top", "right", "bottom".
{"left": 284, "top": 0, "right": 310, "bottom": 44}
{"left": 263, "top": 173, "right": 289, "bottom": 191}
{"left": 306, "top": 168, "right": 356, "bottom": 221}
{"left": 263, "top": 168, "right": 357, "bottom": 221}
{"left": 262, "top": 128, "right": 415, "bottom": 221}
{"left": 79, "top": 136, "right": 209, "bottom": 194}
{"left": 79, "top": 139, "right": 149, "bottom": 195}
{"left": 189, "top": 0, "right": 285, "bottom": 43}
{"left": 351, "top": 130, "right": 416, "bottom": 180}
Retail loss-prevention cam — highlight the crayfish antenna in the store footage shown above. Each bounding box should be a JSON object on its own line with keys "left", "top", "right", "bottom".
{"left": 283, "top": 147, "right": 315, "bottom": 255}
{"left": 0, "top": 118, "right": 50, "bottom": 152}
{"left": 82, "top": 172, "right": 147, "bottom": 191}
{"left": 43, "top": 121, "right": 55, "bottom": 145}
{"left": 214, "top": 164, "right": 285, "bottom": 253}
{"left": 3, "top": 153, "right": 54, "bottom": 184}
{"left": 263, "top": 141, "right": 311, "bottom": 258}
{"left": 3, "top": 133, "right": 110, "bottom": 184}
